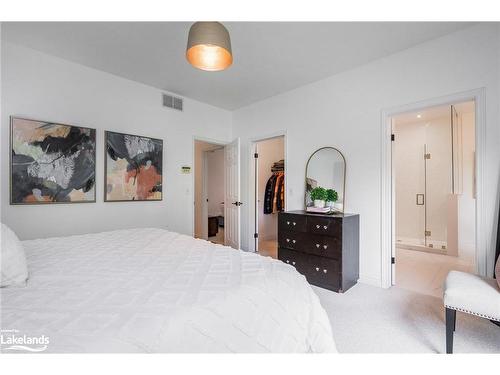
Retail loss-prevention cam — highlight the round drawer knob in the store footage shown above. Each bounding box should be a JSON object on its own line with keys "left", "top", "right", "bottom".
{"left": 323, "top": 225, "right": 328, "bottom": 230}
{"left": 316, "top": 225, "right": 320, "bottom": 229}
{"left": 292, "top": 239, "right": 296, "bottom": 244}
{"left": 287, "top": 221, "right": 290, "bottom": 225}
{"left": 286, "top": 238, "right": 290, "bottom": 242}
{"left": 323, "top": 269, "right": 328, "bottom": 273}
{"left": 293, "top": 222, "right": 296, "bottom": 226}
{"left": 286, "top": 260, "right": 290, "bottom": 263}
{"left": 292, "top": 261, "right": 296, "bottom": 265}
{"left": 315, "top": 267, "right": 319, "bottom": 272}
{"left": 323, "top": 245, "right": 328, "bottom": 249}
{"left": 316, "top": 244, "right": 320, "bottom": 248}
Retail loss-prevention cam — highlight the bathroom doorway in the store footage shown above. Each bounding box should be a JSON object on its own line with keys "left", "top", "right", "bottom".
{"left": 252, "top": 135, "right": 285, "bottom": 259}
{"left": 391, "top": 100, "right": 476, "bottom": 297}
{"left": 194, "top": 140, "right": 226, "bottom": 245}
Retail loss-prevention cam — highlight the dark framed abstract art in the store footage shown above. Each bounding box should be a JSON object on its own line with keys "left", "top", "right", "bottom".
{"left": 10, "top": 117, "right": 96, "bottom": 204}
{"left": 105, "top": 131, "right": 163, "bottom": 202}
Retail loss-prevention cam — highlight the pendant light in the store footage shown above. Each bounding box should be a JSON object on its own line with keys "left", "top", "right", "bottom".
{"left": 186, "top": 22, "right": 232, "bottom": 71}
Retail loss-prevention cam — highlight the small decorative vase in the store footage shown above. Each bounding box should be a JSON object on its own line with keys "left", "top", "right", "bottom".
{"left": 325, "top": 201, "right": 335, "bottom": 208}
{"left": 314, "top": 199, "right": 325, "bottom": 208}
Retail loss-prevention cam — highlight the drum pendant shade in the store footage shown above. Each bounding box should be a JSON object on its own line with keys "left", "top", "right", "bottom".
{"left": 186, "top": 22, "right": 233, "bottom": 71}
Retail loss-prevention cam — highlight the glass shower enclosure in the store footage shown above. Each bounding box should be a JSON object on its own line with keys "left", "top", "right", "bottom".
{"left": 394, "top": 104, "right": 463, "bottom": 254}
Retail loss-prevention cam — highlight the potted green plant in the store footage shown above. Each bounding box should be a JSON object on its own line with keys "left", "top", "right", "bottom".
{"left": 310, "top": 187, "right": 327, "bottom": 208}
{"left": 325, "top": 189, "right": 338, "bottom": 208}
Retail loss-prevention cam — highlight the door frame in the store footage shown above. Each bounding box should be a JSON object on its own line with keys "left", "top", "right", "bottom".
{"left": 192, "top": 136, "right": 228, "bottom": 239}
{"left": 380, "top": 88, "right": 487, "bottom": 288}
{"left": 248, "top": 131, "right": 288, "bottom": 252}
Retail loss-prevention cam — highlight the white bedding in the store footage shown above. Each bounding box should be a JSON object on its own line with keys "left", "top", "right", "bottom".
{"left": 0, "top": 228, "right": 336, "bottom": 353}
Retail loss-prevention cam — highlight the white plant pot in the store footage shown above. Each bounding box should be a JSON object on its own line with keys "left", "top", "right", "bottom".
{"left": 313, "top": 199, "right": 325, "bottom": 208}
{"left": 325, "top": 201, "right": 335, "bottom": 208}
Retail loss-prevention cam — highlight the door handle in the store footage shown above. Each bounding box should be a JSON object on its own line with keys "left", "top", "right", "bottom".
{"left": 232, "top": 201, "right": 243, "bottom": 206}
{"left": 416, "top": 194, "right": 424, "bottom": 206}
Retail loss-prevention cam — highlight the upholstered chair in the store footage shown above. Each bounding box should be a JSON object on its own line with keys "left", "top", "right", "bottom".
{"left": 443, "top": 269, "right": 500, "bottom": 353}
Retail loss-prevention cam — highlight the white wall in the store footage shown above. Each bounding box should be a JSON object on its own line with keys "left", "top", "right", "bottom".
{"left": 233, "top": 24, "right": 500, "bottom": 284}
{"left": 257, "top": 136, "right": 284, "bottom": 241}
{"left": 2, "top": 24, "right": 500, "bottom": 282}
{"left": 1, "top": 43, "right": 232, "bottom": 240}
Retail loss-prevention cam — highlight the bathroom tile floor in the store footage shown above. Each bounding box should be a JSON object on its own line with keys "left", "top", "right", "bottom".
{"left": 395, "top": 247, "right": 474, "bottom": 298}
{"left": 208, "top": 227, "right": 225, "bottom": 245}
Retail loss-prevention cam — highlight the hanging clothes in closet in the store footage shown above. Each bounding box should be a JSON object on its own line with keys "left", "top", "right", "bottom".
{"left": 264, "top": 160, "right": 285, "bottom": 214}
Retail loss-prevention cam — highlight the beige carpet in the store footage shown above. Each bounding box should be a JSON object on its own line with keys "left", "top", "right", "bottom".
{"left": 313, "top": 283, "right": 500, "bottom": 353}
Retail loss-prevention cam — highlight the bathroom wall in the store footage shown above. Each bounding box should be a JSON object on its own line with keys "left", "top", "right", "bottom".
{"left": 207, "top": 148, "right": 225, "bottom": 217}
{"left": 458, "top": 111, "right": 476, "bottom": 260}
{"left": 194, "top": 141, "right": 226, "bottom": 239}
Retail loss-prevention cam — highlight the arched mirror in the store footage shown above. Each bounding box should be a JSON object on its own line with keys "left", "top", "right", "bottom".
{"left": 305, "top": 147, "right": 346, "bottom": 214}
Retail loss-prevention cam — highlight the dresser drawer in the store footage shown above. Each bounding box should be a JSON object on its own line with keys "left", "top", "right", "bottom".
{"left": 279, "top": 213, "right": 307, "bottom": 233}
{"left": 278, "top": 248, "right": 307, "bottom": 273}
{"left": 301, "top": 234, "right": 342, "bottom": 260}
{"left": 278, "top": 231, "right": 305, "bottom": 250}
{"left": 307, "top": 216, "right": 342, "bottom": 237}
{"left": 304, "top": 255, "right": 341, "bottom": 290}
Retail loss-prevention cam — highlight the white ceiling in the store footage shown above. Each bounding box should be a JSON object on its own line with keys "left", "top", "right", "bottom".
{"left": 393, "top": 100, "right": 475, "bottom": 125}
{"left": 2, "top": 22, "right": 474, "bottom": 110}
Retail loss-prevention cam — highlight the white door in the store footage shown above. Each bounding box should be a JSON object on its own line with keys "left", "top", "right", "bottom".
{"left": 225, "top": 138, "right": 241, "bottom": 249}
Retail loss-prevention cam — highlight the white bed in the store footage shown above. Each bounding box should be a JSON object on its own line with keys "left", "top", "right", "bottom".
{"left": 0, "top": 228, "right": 336, "bottom": 353}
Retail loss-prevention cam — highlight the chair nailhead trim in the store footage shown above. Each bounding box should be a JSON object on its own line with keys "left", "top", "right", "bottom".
{"left": 445, "top": 304, "right": 500, "bottom": 322}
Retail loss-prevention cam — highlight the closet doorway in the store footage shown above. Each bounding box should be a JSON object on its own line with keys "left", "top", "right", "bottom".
{"left": 194, "top": 140, "right": 226, "bottom": 245}
{"left": 253, "top": 135, "right": 285, "bottom": 259}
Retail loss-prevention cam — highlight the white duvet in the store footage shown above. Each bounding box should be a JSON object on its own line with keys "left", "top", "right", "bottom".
{"left": 0, "top": 228, "right": 336, "bottom": 353}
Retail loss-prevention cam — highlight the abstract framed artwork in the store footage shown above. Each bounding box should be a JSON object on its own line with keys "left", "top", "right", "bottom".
{"left": 105, "top": 131, "right": 163, "bottom": 202}
{"left": 10, "top": 117, "right": 96, "bottom": 205}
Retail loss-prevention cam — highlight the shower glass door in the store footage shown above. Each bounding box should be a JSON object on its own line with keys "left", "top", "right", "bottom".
{"left": 423, "top": 108, "right": 454, "bottom": 250}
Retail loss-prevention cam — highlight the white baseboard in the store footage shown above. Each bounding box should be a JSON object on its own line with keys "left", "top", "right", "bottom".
{"left": 358, "top": 275, "right": 383, "bottom": 288}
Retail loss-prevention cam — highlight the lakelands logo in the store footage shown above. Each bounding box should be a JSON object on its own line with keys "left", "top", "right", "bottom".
{"left": 0, "top": 329, "right": 49, "bottom": 352}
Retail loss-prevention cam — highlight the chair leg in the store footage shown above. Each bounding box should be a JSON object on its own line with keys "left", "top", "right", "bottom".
{"left": 446, "top": 308, "right": 456, "bottom": 354}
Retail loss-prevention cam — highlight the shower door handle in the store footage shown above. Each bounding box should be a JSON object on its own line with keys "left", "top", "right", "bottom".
{"left": 416, "top": 194, "right": 425, "bottom": 206}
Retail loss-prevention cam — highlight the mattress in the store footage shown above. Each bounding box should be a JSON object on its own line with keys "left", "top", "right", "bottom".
{"left": 0, "top": 228, "right": 336, "bottom": 353}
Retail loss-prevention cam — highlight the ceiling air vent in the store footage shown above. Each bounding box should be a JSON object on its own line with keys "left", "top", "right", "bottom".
{"left": 162, "top": 93, "right": 183, "bottom": 111}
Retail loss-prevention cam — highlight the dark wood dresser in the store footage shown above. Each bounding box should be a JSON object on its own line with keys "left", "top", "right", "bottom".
{"left": 278, "top": 210, "right": 359, "bottom": 293}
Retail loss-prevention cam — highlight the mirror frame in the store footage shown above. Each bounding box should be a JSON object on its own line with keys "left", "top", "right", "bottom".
{"left": 304, "top": 146, "right": 347, "bottom": 214}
